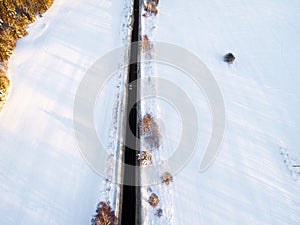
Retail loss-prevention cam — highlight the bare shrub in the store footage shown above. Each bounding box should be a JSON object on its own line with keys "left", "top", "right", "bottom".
{"left": 141, "top": 35, "right": 151, "bottom": 53}
{"left": 148, "top": 193, "right": 159, "bottom": 207}
{"left": 138, "top": 151, "right": 152, "bottom": 167}
{"left": 155, "top": 208, "right": 163, "bottom": 218}
{"left": 223, "top": 53, "right": 235, "bottom": 64}
{"left": 140, "top": 113, "right": 161, "bottom": 149}
{"left": 141, "top": 113, "right": 153, "bottom": 134}
{"left": 161, "top": 172, "right": 173, "bottom": 185}
{"left": 144, "top": 0, "right": 158, "bottom": 15}
{"left": 91, "top": 202, "right": 117, "bottom": 225}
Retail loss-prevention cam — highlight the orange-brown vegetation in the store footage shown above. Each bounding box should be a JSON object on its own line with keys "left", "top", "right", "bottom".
{"left": 91, "top": 202, "right": 117, "bottom": 225}
{"left": 144, "top": 0, "right": 158, "bottom": 15}
{"left": 148, "top": 193, "right": 159, "bottom": 207}
{"left": 141, "top": 35, "right": 151, "bottom": 52}
{"left": 138, "top": 150, "right": 152, "bottom": 167}
{"left": 161, "top": 172, "right": 173, "bottom": 185}
{"left": 140, "top": 113, "right": 161, "bottom": 149}
{"left": 0, "top": 0, "right": 54, "bottom": 110}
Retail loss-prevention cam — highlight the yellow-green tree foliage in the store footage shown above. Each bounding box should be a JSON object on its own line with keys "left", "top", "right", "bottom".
{"left": 0, "top": 0, "right": 54, "bottom": 61}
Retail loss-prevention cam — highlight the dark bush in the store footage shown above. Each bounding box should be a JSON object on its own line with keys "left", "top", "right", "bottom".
{"left": 155, "top": 208, "right": 163, "bottom": 217}
{"left": 224, "top": 53, "right": 235, "bottom": 64}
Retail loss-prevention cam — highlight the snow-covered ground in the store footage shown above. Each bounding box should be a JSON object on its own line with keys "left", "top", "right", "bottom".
{"left": 1, "top": 0, "right": 300, "bottom": 224}
{"left": 140, "top": 0, "right": 300, "bottom": 224}
{"left": 0, "top": 0, "right": 130, "bottom": 224}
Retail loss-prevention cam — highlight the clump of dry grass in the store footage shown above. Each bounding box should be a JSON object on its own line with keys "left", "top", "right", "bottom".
{"left": 0, "top": 0, "right": 54, "bottom": 110}
{"left": 91, "top": 202, "right": 117, "bottom": 225}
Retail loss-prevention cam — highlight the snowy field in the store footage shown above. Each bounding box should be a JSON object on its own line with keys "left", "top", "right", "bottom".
{"left": 0, "top": 0, "right": 300, "bottom": 224}
{"left": 140, "top": 0, "right": 300, "bottom": 225}
{"left": 0, "top": 0, "right": 129, "bottom": 224}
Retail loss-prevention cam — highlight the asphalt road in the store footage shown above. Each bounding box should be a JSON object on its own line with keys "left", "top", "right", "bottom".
{"left": 120, "top": 0, "right": 141, "bottom": 224}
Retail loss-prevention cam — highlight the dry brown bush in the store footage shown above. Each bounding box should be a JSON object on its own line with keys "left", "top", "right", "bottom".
{"left": 140, "top": 113, "right": 161, "bottom": 149}
{"left": 138, "top": 150, "right": 152, "bottom": 167}
{"left": 161, "top": 172, "right": 173, "bottom": 185}
{"left": 140, "top": 113, "right": 159, "bottom": 136}
{"left": 144, "top": 0, "right": 158, "bottom": 15}
{"left": 141, "top": 113, "right": 152, "bottom": 134}
{"left": 141, "top": 35, "right": 150, "bottom": 53}
{"left": 148, "top": 193, "right": 159, "bottom": 207}
{"left": 91, "top": 202, "right": 117, "bottom": 225}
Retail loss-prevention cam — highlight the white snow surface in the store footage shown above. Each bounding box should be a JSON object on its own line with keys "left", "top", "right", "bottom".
{"left": 140, "top": 0, "right": 300, "bottom": 225}
{"left": 0, "top": 0, "right": 129, "bottom": 224}
{"left": 0, "top": 0, "right": 300, "bottom": 224}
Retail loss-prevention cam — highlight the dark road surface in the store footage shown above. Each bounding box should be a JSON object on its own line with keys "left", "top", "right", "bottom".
{"left": 120, "top": 0, "right": 140, "bottom": 224}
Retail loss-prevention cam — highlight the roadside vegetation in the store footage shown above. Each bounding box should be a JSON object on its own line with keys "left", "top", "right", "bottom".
{"left": 148, "top": 193, "right": 159, "bottom": 207}
{"left": 138, "top": 150, "right": 152, "bottom": 167}
{"left": 140, "top": 113, "right": 161, "bottom": 149}
{"left": 0, "top": 0, "right": 54, "bottom": 110}
{"left": 91, "top": 201, "right": 117, "bottom": 225}
{"left": 161, "top": 172, "right": 173, "bottom": 185}
{"left": 224, "top": 52, "right": 235, "bottom": 64}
